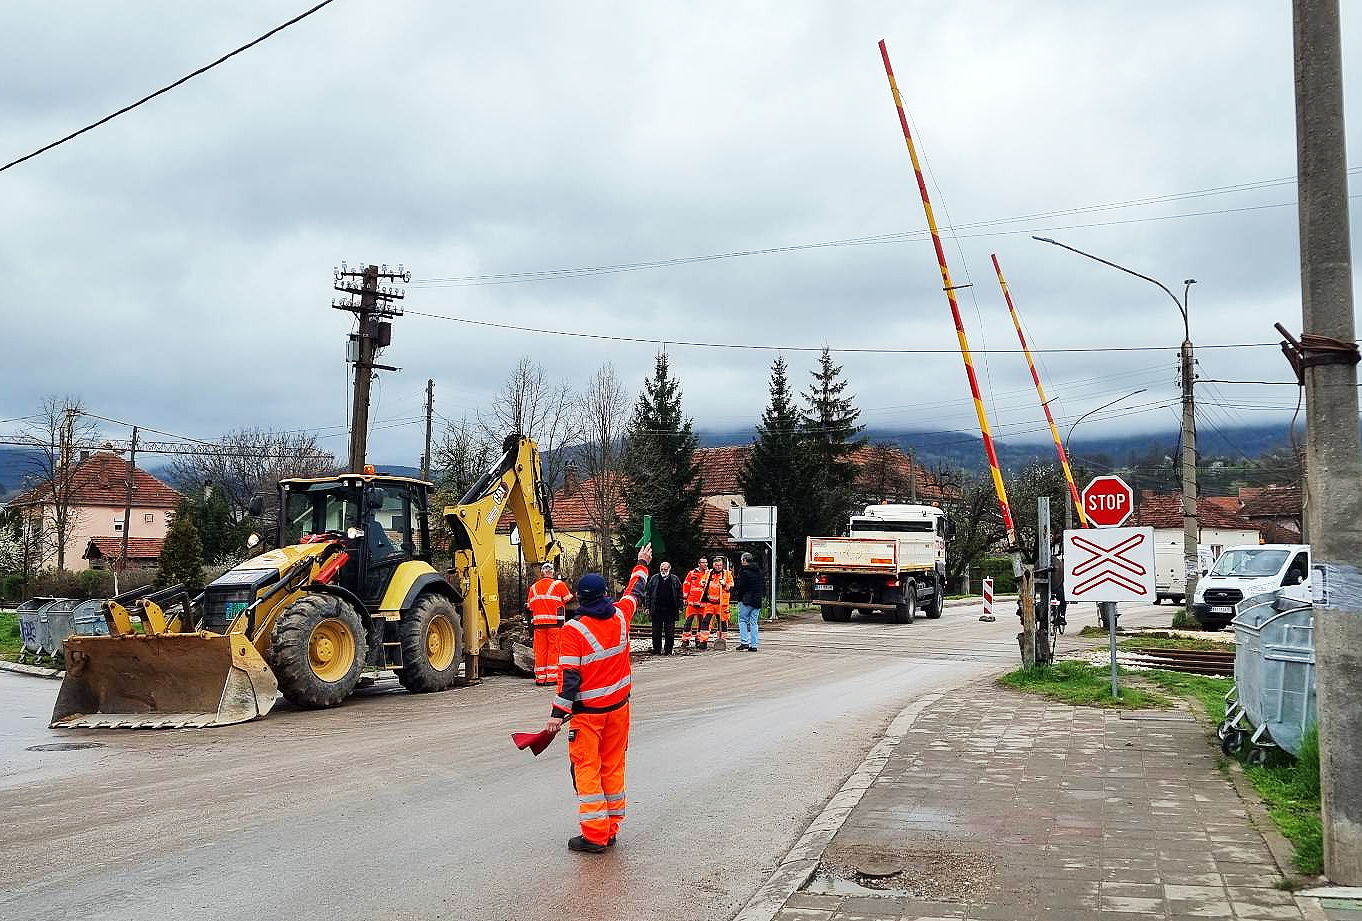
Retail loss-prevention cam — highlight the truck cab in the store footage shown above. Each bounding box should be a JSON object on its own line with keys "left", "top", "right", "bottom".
{"left": 1191, "top": 543, "right": 1311, "bottom": 630}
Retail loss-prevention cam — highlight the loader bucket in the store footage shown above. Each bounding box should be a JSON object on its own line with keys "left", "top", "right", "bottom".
{"left": 51, "top": 632, "right": 279, "bottom": 729}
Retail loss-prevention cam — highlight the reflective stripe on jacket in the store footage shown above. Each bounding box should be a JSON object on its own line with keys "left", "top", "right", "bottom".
{"left": 552, "top": 564, "right": 647, "bottom": 719}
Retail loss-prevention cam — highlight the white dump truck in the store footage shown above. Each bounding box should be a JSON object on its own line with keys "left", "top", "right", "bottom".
{"left": 806, "top": 503, "right": 948, "bottom": 624}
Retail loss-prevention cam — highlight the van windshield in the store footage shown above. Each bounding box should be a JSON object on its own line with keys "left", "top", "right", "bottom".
{"left": 850, "top": 518, "right": 934, "bottom": 533}
{"left": 1210, "top": 549, "right": 1289, "bottom": 578}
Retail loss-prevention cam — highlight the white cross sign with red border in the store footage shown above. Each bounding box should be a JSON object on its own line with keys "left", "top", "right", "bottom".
{"left": 1062, "top": 526, "right": 1156, "bottom": 603}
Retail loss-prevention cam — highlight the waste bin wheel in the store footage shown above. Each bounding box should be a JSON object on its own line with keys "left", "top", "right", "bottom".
{"left": 1220, "top": 729, "right": 1246, "bottom": 757}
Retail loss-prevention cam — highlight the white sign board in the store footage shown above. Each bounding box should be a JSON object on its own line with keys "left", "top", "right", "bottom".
{"left": 1063, "top": 526, "right": 1156, "bottom": 603}
{"left": 728, "top": 505, "right": 776, "bottom": 541}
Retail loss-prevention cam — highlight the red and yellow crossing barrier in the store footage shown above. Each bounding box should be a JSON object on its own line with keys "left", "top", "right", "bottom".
{"left": 990, "top": 254, "right": 1088, "bottom": 528}
{"left": 877, "top": 39, "right": 1017, "bottom": 547}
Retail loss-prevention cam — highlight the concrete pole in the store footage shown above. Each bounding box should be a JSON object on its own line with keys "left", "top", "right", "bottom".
{"left": 1294, "top": 0, "right": 1362, "bottom": 884}
{"left": 1181, "top": 340, "right": 1200, "bottom": 607}
{"left": 1037, "top": 496, "right": 1052, "bottom": 665}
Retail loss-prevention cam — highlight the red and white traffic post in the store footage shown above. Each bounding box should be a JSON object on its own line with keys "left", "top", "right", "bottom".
{"left": 979, "top": 577, "right": 995, "bottom": 622}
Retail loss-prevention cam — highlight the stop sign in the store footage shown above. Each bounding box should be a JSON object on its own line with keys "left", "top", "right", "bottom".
{"left": 1082, "top": 475, "right": 1134, "bottom": 527}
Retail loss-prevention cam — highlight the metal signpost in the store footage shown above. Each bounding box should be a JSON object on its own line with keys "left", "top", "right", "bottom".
{"left": 729, "top": 506, "right": 778, "bottom": 620}
{"left": 1067, "top": 476, "right": 1153, "bottom": 698}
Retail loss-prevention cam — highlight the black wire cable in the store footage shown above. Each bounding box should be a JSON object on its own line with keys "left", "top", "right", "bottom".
{"left": 0, "top": 0, "right": 339, "bottom": 174}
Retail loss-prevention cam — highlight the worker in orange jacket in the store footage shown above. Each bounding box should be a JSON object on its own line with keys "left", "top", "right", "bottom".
{"left": 697, "top": 556, "right": 727, "bottom": 649}
{"left": 544, "top": 543, "right": 652, "bottom": 853}
{"left": 528, "top": 561, "right": 574, "bottom": 686}
{"left": 679, "top": 556, "right": 707, "bottom": 649}
{"left": 713, "top": 557, "right": 735, "bottom": 645}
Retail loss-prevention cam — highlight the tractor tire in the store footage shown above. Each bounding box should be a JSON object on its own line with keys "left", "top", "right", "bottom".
{"left": 893, "top": 586, "right": 917, "bottom": 624}
{"left": 270, "top": 593, "right": 367, "bottom": 709}
{"left": 396, "top": 593, "right": 463, "bottom": 693}
{"left": 922, "top": 581, "right": 944, "bottom": 619}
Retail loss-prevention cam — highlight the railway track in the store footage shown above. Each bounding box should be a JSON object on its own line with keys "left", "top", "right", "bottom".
{"left": 1123, "top": 645, "right": 1235, "bottom": 676}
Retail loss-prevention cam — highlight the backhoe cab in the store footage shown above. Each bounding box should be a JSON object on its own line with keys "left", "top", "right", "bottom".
{"left": 52, "top": 435, "right": 557, "bottom": 730}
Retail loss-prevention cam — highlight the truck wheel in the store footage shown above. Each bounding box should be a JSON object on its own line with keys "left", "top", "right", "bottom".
{"left": 396, "top": 593, "right": 463, "bottom": 693}
{"left": 820, "top": 605, "right": 850, "bottom": 623}
{"left": 922, "top": 582, "right": 944, "bottom": 619}
{"left": 894, "top": 586, "right": 917, "bottom": 624}
{"left": 271, "top": 593, "right": 367, "bottom": 709}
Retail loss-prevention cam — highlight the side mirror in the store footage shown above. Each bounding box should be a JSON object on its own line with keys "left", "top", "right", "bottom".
{"left": 248, "top": 495, "right": 264, "bottom": 517}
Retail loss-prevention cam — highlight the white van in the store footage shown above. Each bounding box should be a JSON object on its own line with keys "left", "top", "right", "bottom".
{"left": 1191, "top": 544, "right": 1311, "bottom": 629}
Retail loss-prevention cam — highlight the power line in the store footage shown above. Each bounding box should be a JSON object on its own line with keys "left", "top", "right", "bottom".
{"left": 404, "top": 309, "right": 1280, "bottom": 354}
{"left": 0, "top": 0, "right": 339, "bottom": 174}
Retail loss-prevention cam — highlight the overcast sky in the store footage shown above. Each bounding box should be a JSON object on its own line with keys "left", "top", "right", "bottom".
{"left": 2, "top": 1, "right": 1358, "bottom": 466}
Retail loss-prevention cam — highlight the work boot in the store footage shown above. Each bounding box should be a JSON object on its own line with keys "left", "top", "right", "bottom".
{"left": 736, "top": 643, "right": 749, "bottom": 651}
{"left": 698, "top": 641, "right": 707, "bottom": 650}
{"left": 607, "top": 835, "right": 618, "bottom": 847}
{"left": 568, "top": 835, "right": 607, "bottom": 854}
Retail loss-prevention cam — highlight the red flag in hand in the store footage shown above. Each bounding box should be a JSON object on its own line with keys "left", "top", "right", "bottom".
{"left": 512, "top": 729, "right": 557, "bottom": 756}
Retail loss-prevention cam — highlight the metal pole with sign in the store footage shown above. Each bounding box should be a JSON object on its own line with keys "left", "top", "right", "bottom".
{"left": 1066, "top": 476, "right": 1152, "bottom": 699}
{"left": 728, "top": 506, "right": 778, "bottom": 621}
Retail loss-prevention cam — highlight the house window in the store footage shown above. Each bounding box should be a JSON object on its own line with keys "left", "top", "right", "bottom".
{"left": 144, "top": 513, "right": 155, "bottom": 523}
{"left": 113, "top": 519, "right": 124, "bottom": 533}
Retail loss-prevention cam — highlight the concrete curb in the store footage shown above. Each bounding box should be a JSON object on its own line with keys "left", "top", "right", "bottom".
{"left": 731, "top": 691, "right": 945, "bottom": 921}
{"left": 0, "top": 659, "right": 63, "bottom": 679}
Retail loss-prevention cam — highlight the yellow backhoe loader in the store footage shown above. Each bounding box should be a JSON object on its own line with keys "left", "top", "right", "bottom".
{"left": 52, "top": 435, "right": 560, "bottom": 729}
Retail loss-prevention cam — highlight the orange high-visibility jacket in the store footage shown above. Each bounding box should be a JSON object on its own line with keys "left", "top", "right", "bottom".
{"left": 528, "top": 577, "right": 573, "bottom": 626}
{"left": 719, "top": 569, "right": 734, "bottom": 607}
{"left": 552, "top": 564, "right": 648, "bottom": 719}
{"left": 700, "top": 569, "right": 724, "bottom": 605}
{"left": 684, "top": 568, "right": 707, "bottom": 608}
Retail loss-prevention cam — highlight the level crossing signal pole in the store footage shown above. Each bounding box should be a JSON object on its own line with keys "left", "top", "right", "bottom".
{"left": 334, "top": 263, "right": 409, "bottom": 472}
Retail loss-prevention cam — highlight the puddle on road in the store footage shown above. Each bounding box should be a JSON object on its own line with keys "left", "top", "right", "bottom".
{"left": 26, "top": 742, "right": 105, "bottom": 752}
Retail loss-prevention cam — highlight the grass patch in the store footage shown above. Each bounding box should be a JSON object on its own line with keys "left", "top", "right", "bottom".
{"left": 998, "top": 660, "right": 1172, "bottom": 709}
{"left": 1244, "top": 727, "right": 1323, "bottom": 876}
{"left": 1118, "top": 633, "right": 1233, "bottom": 653}
{"left": 1139, "top": 669, "right": 1232, "bottom": 723}
{"left": 0, "top": 611, "right": 20, "bottom": 659}
{"left": 1170, "top": 607, "right": 1198, "bottom": 629}
{"left": 1078, "top": 624, "right": 1109, "bottom": 637}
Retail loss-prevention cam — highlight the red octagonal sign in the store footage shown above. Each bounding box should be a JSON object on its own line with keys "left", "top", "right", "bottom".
{"left": 1082, "top": 475, "right": 1134, "bottom": 528}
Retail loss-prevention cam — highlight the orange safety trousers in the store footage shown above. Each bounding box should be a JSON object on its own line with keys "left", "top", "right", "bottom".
{"left": 534, "top": 625, "right": 561, "bottom": 685}
{"left": 681, "top": 605, "right": 706, "bottom": 644}
{"left": 568, "top": 702, "right": 629, "bottom": 845}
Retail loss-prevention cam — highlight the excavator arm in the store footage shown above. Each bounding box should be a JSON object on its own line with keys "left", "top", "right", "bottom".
{"left": 444, "top": 434, "right": 561, "bottom": 662}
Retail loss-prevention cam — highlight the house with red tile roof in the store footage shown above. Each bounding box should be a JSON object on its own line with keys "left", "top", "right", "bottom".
{"left": 1237, "top": 485, "right": 1302, "bottom": 543}
{"left": 7, "top": 451, "right": 183, "bottom": 572}
{"left": 1133, "top": 493, "right": 1261, "bottom": 598}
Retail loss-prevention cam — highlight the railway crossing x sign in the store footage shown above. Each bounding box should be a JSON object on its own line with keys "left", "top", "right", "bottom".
{"left": 1062, "top": 526, "right": 1156, "bottom": 603}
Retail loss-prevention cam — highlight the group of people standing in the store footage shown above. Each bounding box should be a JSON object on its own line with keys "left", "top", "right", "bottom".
{"left": 643, "top": 553, "right": 766, "bottom": 655}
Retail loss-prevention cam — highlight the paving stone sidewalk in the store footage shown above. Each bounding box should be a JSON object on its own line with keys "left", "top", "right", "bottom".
{"left": 775, "top": 687, "right": 1311, "bottom": 921}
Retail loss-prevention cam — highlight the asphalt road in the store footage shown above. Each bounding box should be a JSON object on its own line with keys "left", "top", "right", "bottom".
{"left": 1, "top": 600, "right": 1168, "bottom": 921}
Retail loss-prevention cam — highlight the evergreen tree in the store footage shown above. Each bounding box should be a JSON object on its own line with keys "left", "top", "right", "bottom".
{"left": 800, "top": 348, "right": 865, "bottom": 535}
{"left": 157, "top": 498, "right": 206, "bottom": 593}
{"left": 187, "top": 487, "right": 249, "bottom": 563}
{"left": 615, "top": 354, "right": 705, "bottom": 581}
{"left": 739, "top": 356, "right": 811, "bottom": 579}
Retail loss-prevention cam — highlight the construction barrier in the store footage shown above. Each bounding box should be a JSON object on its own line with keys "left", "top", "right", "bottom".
{"left": 980, "top": 578, "right": 996, "bottom": 622}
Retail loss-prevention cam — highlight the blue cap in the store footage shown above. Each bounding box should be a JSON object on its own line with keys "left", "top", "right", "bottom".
{"left": 576, "top": 573, "right": 608, "bottom": 603}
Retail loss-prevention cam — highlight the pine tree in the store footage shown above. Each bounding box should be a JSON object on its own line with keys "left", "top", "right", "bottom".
{"left": 188, "top": 488, "right": 248, "bottom": 564}
{"left": 800, "top": 348, "right": 865, "bottom": 536}
{"left": 739, "top": 356, "right": 811, "bottom": 580}
{"left": 615, "top": 354, "right": 705, "bottom": 581}
{"left": 157, "top": 498, "right": 206, "bottom": 593}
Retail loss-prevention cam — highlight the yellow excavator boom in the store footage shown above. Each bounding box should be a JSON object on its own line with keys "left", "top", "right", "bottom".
{"left": 444, "top": 434, "right": 561, "bottom": 659}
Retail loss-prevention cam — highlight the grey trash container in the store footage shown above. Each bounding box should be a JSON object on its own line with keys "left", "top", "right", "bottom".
{"left": 39, "top": 597, "right": 84, "bottom": 660}
{"left": 16, "top": 596, "right": 61, "bottom": 663}
{"left": 71, "top": 598, "right": 111, "bottom": 637}
{"left": 1223, "top": 593, "right": 1316, "bottom": 759}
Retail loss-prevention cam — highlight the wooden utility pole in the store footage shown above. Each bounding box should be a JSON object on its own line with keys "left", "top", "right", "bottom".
{"left": 1019, "top": 566, "right": 1035, "bottom": 667}
{"left": 334, "top": 263, "right": 409, "bottom": 472}
{"left": 1293, "top": 0, "right": 1362, "bottom": 884}
{"left": 118, "top": 426, "right": 138, "bottom": 573}
{"left": 422, "top": 378, "right": 434, "bottom": 481}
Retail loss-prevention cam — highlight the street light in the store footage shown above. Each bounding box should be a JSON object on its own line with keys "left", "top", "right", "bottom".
{"left": 1063, "top": 389, "right": 1148, "bottom": 458}
{"left": 1034, "top": 235, "right": 1202, "bottom": 606}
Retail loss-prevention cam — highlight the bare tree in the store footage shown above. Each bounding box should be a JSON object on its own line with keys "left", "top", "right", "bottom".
{"left": 15, "top": 396, "right": 98, "bottom": 571}
{"left": 576, "top": 364, "right": 629, "bottom": 574}
{"left": 164, "top": 429, "right": 337, "bottom": 522}
{"left": 429, "top": 415, "right": 498, "bottom": 560}
{"left": 480, "top": 356, "right": 581, "bottom": 495}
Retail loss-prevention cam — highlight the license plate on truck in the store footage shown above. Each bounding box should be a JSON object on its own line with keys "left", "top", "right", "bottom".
{"left": 1210, "top": 606, "right": 1233, "bottom": 614}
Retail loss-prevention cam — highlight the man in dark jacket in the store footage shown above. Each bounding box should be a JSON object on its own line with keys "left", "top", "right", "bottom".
{"left": 645, "top": 560, "right": 683, "bottom": 655}
{"left": 734, "top": 552, "right": 766, "bottom": 651}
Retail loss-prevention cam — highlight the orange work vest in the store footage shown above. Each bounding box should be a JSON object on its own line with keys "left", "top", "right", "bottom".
{"left": 528, "top": 577, "right": 571, "bottom": 626}
{"left": 553, "top": 564, "right": 647, "bottom": 717}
